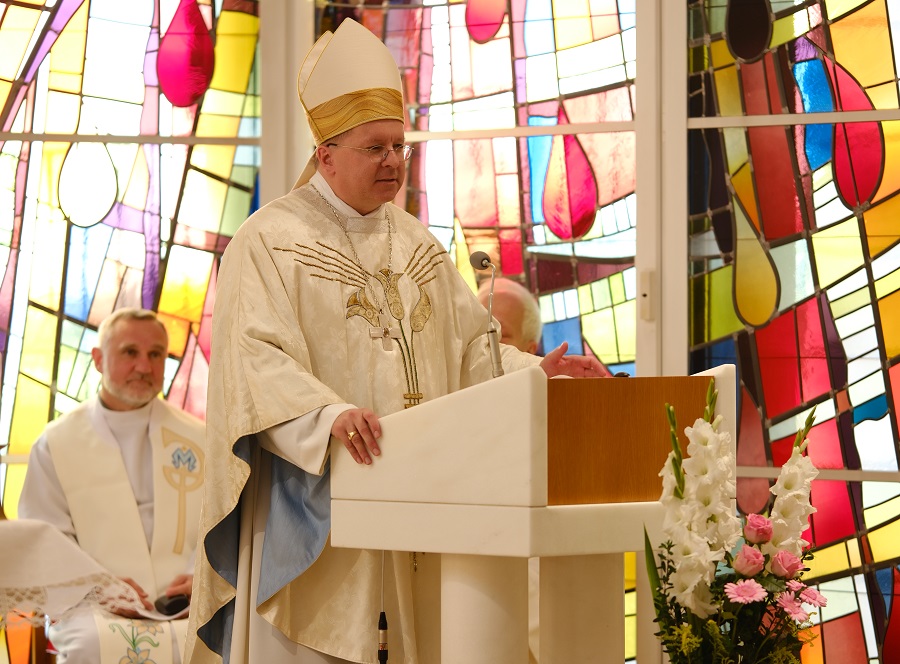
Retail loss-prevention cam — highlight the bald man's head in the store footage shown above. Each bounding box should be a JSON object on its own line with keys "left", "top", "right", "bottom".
{"left": 477, "top": 278, "right": 542, "bottom": 354}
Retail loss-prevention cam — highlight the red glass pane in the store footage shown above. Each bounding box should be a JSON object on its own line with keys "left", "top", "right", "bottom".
{"left": 809, "top": 479, "right": 856, "bottom": 545}
{"left": 499, "top": 228, "right": 523, "bottom": 276}
{"left": 884, "top": 568, "right": 900, "bottom": 664}
{"left": 822, "top": 611, "right": 868, "bottom": 663}
{"left": 736, "top": 386, "right": 771, "bottom": 514}
{"left": 756, "top": 309, "right": 801, "bottom": 418}
{"left": 748, "top": 126, "right": 803, "bottom": 239}
{"left": 796, "top": 298, "right": 831, "bottom": 402}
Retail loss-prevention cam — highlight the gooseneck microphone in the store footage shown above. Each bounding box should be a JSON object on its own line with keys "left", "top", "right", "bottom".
{"left": 469, "top": 251, "right": 504, "bottom": 378}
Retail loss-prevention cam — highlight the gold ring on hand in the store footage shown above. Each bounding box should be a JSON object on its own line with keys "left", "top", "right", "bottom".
{"left": 347, "top": 431, "right": 358, "bottom": 443}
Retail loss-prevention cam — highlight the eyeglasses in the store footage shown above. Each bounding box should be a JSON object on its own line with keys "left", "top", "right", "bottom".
{"left": 326, "top": 143, "right": 415, "bottom": 162}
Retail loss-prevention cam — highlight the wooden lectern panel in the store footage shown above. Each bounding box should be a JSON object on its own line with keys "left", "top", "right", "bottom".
{"left": 547, "top": 376, "right": 710, "bottom": 505}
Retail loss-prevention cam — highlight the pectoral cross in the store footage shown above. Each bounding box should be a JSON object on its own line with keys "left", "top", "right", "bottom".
{"left": 370, "top": 313, "right": 401, "bottom": 351}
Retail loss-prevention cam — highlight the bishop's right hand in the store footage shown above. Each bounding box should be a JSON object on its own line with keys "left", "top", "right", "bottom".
{"left": 332, "top": 408, "right": 382, "bottom": 464}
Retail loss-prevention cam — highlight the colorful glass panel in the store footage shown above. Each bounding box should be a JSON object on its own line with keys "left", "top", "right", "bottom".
{"left": 0, "top": 0, "right": 260, "bottom": 517}
{"left": 690, "top": 1, "right": 900, "bottom": 660}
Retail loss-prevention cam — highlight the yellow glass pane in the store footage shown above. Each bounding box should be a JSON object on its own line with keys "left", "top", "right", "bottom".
{"left": 610, "top": 272, "right": 625, "bottom": 304}
{"left": 157, "top": 245, "right": 214, "bottom": 326}
{"left": 723, "top": 127, "right": 747, "bottom": 174}
{"left": 867, "top": 516, "right": 900, "bottom": 563}
{"left": 863, "top": 496, "right": 900, "bottom": 529}
{"left": 812, "top": 218, "right": 864, "bottom": 288}
{"left": 878, "top": 288, "right": 900, "bottom": 358}
{"left": 734, "top": 204, "right": 778, "bottom": 327}
{"left": 157, "top": 312, "right": 191, "bottom": 360}
{"left": 196, "top": 114, "right": 241, "bottom": 138}
{"left": 769, "top": 10, "right": 810, "bottom": 50}
{"left": 868, "top": 81, "right": 899, "bottom": 111}
{"left": 123, "top": 147, "right": 151, "bottom": 210}
{"left": 802, "top": 541, "right": 849, "bottom": 581}
{"left": 847, "top": 537, "right": 861, "bottom": 569}
{"left": 29, "top": 206, "right": 66, "bottom": 310}
{"left": 831, "top": 0, "right": 892, "bottom": 90}
{"left": 613, "top": 300, "right": 636, "bottom": 362}
{"left": 553, "top": 0, "right": 593, "bottom": 50}
{"left": 691, "top": 266, "right": 744, "bottom": 343}
{"left": 201, "top": 89, "right": 246, "bottom": 117}
{"left": 829, "top": 286, "right": 870, "bottom": 319}
{"left": 9, "top": 374, "right": 52, "bottom": 455}
{"left": 20, "top": 306, "right": 58, "bottom": 387}
{"left": 577, "top": 284, "right": 593, "bottom": 313}
{"left": 730, "top": 163, "right": 759, "bottom": 230}
{"left": 714, "top": 66, "right": 742, "bottom": 116}
{"left": 242, "top": 93, "right": 261, "bottom": 118}
{"left": 582, "top": 307, "right": 617, "bottom": 360}
{"left": 625, "top": 615, "right": 636, "bottom": 660}
{"left": 39, "top": 141, "right": 69, "bottom": 207}
{"left": 709, "top": 39, "right": 733, "bottom": 69}
{"left": 178, "top": 170, "right": 227, "bottom": 232}
{"left": 824, "top": 0, "right": 871, "bottom": 19}
{"left": 48, "top": 0, "right": 88, "bottom": 82}
{"left": 0, "top": 6, "right": 41, "bottom": 80}
{"left": 3, "top": 463, "right": 27, "bottom": 519}
{"left": 624, "top": 551, "right": 635, "bottom": 588}
{"left": 209, "top": 11, "right": 259, "bottom": 94}
{"left": 873, "top": 122, "right": 900, "bottom": 204}
{"left": 190, "top": 144, "right": 237, "bottom": 180}
{"left": 591, "top": 279, "right": 611, "bottom": 309}
{"left": 0, "top": 79, "right": 12, "bottom": 111}
{"left": 864, "top": 191, "right": 900, "bottom": 257}
{"left": 875, "top": 268, "right": 900, "bottom": 299}
{"left": 221, "top": 186, "right": 251, "bottom": 237}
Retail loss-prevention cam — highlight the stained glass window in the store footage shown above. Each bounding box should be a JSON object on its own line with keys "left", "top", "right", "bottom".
{"left": 0, "top": 0, "right": 260, "bottom": 516}
{"left": 688, "top": 0, "right": 900, "bottom": 661}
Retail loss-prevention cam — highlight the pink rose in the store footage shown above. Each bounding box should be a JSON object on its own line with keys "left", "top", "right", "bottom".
{"left": 770, "top": 550, "right": 804, "bottom": 579}
{"left": 744, "top": 514, "right": 773, "bottom": 544}
{"left": 733, "top": 544, "right": 765, "bottom": 576}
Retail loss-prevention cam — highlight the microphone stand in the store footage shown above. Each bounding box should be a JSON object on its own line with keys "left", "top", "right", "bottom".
{"left": 469, "top": 251, "right": 504, "bottom": 378}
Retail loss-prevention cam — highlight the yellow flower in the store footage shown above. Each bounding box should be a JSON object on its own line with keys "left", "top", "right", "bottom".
{"left": 118, "top": 647, "right": 154, "bottom": 664}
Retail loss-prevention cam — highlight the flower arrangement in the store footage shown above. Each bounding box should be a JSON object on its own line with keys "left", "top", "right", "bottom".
{"left": 644, "top": 380, "right": 825, "bottom": 664}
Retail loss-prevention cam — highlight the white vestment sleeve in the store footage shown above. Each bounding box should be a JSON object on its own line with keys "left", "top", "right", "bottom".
{"left": 18, "top": 434, "right": 77, "bottom": 541}
{"left": 256, "top": 403, "right": 355, "bottom": 476}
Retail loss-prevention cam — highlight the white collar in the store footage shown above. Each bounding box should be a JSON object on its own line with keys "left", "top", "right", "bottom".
{"left": 309, "top": 171, "right": 386, "bottom": 221}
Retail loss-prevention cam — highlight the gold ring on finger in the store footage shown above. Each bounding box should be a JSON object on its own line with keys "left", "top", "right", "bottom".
{"left": 347, "top": 431, "right": 358, "bottom": 443}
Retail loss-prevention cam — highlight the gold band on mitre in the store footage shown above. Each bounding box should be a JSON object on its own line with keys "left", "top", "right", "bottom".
{"left": 306, "top": 87, "right": 404, "bottom": 145}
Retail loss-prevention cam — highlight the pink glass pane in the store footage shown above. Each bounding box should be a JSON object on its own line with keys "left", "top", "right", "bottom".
{"left": 157, "top": 0, "right": 215, "bottom": 107}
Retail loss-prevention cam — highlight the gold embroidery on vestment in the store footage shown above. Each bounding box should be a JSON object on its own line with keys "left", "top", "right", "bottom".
{"left": 278, "top": 192, "right": 450, "bottom": 408}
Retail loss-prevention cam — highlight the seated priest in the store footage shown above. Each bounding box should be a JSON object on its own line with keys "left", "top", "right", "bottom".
{"left": 185, "top": 17, "right": 608, "bottom": 664}
{"left": 19, "top": 307, "right": 206, "bottom": 664}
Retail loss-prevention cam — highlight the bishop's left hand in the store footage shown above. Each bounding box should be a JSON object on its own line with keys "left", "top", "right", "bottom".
{"left": 539, "top": 341, "right": 612, "bottom": 378}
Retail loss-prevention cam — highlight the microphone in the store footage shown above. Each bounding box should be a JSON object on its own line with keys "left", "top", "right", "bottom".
{"left": 378, "top": 611, "right": 388, "bottom": 663}
{"left": 469, "top": 252, "right": 504, "bottom": 378}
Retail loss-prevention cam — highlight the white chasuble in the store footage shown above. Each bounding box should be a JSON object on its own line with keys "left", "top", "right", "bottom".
{"left": 188, "top": 176, "right": 541, "bottom": 664}
{"left": 46, "top": 397, "right": 205, "bottom": 664}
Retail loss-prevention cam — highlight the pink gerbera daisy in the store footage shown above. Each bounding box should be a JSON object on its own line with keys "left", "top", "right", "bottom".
{"left": 786, "top": 579, "right": 805, "bottom": 593}
{"left": 799, "top": 586, "right": 828, "bottom": 608}
{"left": 725, "top": 579, "right": 767, "bottom": 604}
{"left": 777, "top": 592, "right": 810, "bottom": 622}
